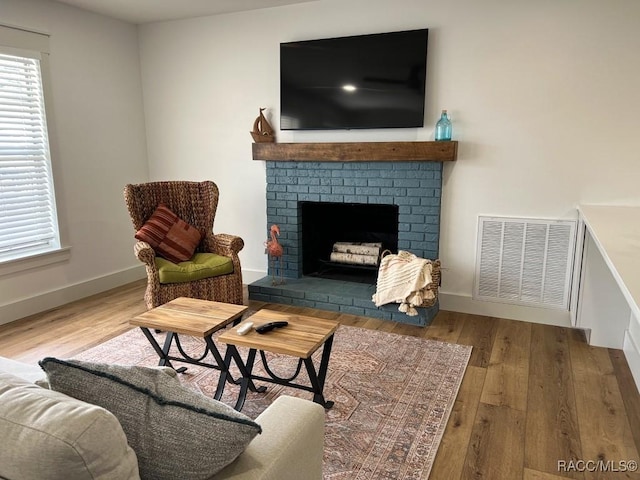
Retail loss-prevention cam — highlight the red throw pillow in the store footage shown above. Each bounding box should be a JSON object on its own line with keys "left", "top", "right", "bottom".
{"left": 135, "top": 204, "right": 202, "bottom": 263}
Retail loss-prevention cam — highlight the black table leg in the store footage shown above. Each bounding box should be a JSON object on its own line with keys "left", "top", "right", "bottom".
{"left": 303, "top": 334, "right": 335, "bottom": 409}
{"left": 228, "top": 347, "right": 266, "bottom": 411}
{"left": 139, "top": 327, "right": 182, "bottom": 370}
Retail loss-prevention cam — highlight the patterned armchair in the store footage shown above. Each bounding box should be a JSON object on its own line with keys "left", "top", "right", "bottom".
{"left": 123, "top": 181, "right": 244, "bottom": 309}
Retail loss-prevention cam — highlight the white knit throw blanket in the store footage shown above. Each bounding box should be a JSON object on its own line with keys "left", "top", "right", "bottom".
{"left": 372, "top": 251, "right": 435, "bottom": 316}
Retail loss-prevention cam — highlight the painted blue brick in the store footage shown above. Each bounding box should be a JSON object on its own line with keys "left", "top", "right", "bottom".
{"left": 394, "top": 196, "right": 421, "bottom": 206}
{"left": 298, "top": 177, "right": 320, "bottom": 186}
{"left": 320, "top": 194, "right": 344, "bottom": 203}
{"left": 269, "top": 200, "right": 287, "bottom": 209}
{"left": 420, "top": 179, "right": 442, "bottom": 188}
{"left": 353, "top": 297, "right": 375, "bottom": 309}
{"left": 423, "top": 233, "right": 439, "bottom": 243}
{"left": 403, "top": 231, "right": 428, "bottom": 241}
{"left": 392, "top": 162, "right": 421, "bottom": 170}
{"left": 295, "top": 299, "right": 318, "bottom": 308}
{"left": 287, "top": 185, "right": 309, "bottom": 194}
{"left": 296, "top": 193, "right": 321, "bottom": 202}
{"left": 270, "top": 168, "right": 291, "bottom": 177}
{"left": 320, "top": 177, "right": 336, "bottom": 186}
{"left": 411, "top": 223, "right": 434, "bottom": 233}
{"left": 249, "top": 293, "right": 272, "bottom": 303}
{"left": 309, "top": 185, "right": 331, "bottom": 194}
{"left": 332, "top": 186, "right": 356, "bottom": 195}
{"left": 276, "top": 176, "right": 298, "bottom": 185}
{"left": 366, "top": 308, "right": 394, "bottom": 320}
{"left": 398, "top": 206, "right": 412, "bottom": 216}
{"left": 411, "top": 206, "right": 439, "bottom": 216}
{"left": 339, "top": 305, "right": 366, "bottom": 316}
{"left": 355, "top": 187, "right": 380, "bottom": 196}
{"left": 305, "top": 291, "right": 330, "bottom": 303}
{"left": 424, "top": 215, "right": 440, "bottom": 224}
{"left": 267, "top": 215, "right": 288, "bottom": 224}
{"left": 401, "top": 214, "right": 426, "bottom": 224}
{"left": 369, "top": 196, "right": 394, "bottom": 204}
{"left": 420, "top": 197, "right": 441, "bottom": 206}
{"left": 344, "top": 178, "right": 368, "bottom": 187}
{"left": 382, "top": 187, "right": 405, "bottom": 196}
{"left": 367, "top": 178, "right": 393, "bottom": 187}
{"left": 328, "top": 294, "right": 351, "bottom": 305}
{"left": 343, "top": 195, "right": 369, "bottom": 203}
{"left": 394, "top": 178, "right": 421, "bottom": 188}
{"left": 357, "top": 170, "right": 384, "bottom": 178}
{"left": 276, "top": 208, "right": 297, "bottom": 217}
{"left": 269, "top": 295, "right": 294, "bottom": 305}
{"left": 267, "top": 184, "right": 287, "bottom": 192}
{"left": 416, "top": 170, "right": 435, "bottom": 179}
{"left": 274, "top": 192, "right": 298, "bottom": 201}
{"left": 313, "top": 301, "right": 341, "bottom": 312}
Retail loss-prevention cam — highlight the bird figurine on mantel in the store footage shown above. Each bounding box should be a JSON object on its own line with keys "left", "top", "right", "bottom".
{"left": 265, "top": 224, "right": 284, "bottom": 285}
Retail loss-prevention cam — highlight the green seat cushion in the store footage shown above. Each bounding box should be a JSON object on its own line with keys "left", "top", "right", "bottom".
{"left": 156, "top": 253, "right": 234, "bottom": 284}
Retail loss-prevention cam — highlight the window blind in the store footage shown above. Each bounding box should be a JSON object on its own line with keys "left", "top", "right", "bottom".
{"left": 0, "top": 52, "right": 60, "bottom": 260}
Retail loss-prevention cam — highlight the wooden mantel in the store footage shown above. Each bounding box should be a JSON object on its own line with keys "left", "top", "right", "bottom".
{"left": 252, "top": 141, "right": 457, "bottom": 162}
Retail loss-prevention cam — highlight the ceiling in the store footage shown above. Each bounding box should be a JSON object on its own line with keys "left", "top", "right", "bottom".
{"left": 49, "top": 0, "right": 319, "bottom": 24}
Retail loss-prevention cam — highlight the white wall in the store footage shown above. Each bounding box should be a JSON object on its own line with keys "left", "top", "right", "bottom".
{"left": 0, "top": 0, "right": 149, "bottom": 323}
{"left": 138, "top": 0, "right": 640, "bottom": 324}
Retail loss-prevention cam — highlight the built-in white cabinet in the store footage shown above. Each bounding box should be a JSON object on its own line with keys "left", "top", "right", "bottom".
{"left": 573, "top": 205, "right": 640, "bottom": 390}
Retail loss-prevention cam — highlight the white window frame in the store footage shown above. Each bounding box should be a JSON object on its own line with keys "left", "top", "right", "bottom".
{"left": 0, "top": 24, "right": 70, "bottom": 276}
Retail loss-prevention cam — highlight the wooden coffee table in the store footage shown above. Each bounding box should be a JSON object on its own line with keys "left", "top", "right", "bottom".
{"left": 217, "top": 309, "right": 339, "bottom": 411}
{"left": 129, "top": 297, "right": 251, "bottom": 401}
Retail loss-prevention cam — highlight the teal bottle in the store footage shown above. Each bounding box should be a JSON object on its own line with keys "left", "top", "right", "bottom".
{"left": 435, "top": 110, "right": 452, "bottom": 141}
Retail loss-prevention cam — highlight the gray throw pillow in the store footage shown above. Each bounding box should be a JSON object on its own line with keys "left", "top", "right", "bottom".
{"left": 39, "top": 358, "right": 261, "bottom": 480}
{"left": 0, "top": 371, "right": 140, "bottom": 480}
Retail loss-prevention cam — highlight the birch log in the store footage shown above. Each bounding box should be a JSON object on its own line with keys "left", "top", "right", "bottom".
{"left": 329, "top": 252, "right": 379, "bottom": 266}
{"left": 332, "top": 242, "right": 382, "bottom": 256}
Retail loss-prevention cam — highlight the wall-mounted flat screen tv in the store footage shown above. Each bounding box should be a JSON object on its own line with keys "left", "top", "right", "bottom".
{"left": 280, "top": 28, "right": 428, "bottom": 131}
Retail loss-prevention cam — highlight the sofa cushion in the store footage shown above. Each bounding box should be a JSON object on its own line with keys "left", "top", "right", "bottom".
{"left": 135, "top": 204, "right": 202, "bottom": 263}
{"left": 39, "top": 358, "right": 261, "bottom": 480}
{"left": 156, "top": 252, "right": 234, "bottom": 284}
{"left": 0, "top": 371, "right": 140, "bottom": 480}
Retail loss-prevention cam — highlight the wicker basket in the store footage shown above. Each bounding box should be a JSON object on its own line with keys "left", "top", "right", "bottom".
{"left": 421, "top": 259, "right": 441, "bottom": 308}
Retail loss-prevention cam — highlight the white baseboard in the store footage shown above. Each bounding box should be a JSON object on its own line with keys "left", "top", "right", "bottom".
{"left": 0, "top": 265, "right": 146, "bottom": 326}
{"left": 439, "top": 292, "right": 572, "bottom": 327}
{"left": 242, "top": 269, "right": 267, "bottom": 285}
{"left": 624, "top": 330, "right": 640, "bottom": 394}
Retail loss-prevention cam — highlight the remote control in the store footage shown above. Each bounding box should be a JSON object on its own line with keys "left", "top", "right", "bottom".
{"left": 237, "top": 322, "right": 254, "bottom": 336}
{"left": 255, "top": 321, "right": 288, "bottom": 334}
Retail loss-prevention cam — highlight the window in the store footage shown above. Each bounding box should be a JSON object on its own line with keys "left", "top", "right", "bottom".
{"left": 0, "top": 25, "right": 63, "bottom": 266}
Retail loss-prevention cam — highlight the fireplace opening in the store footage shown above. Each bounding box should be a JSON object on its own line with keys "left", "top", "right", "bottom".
{"left": 300, "top": 201, "right": 399, "bottom": 283}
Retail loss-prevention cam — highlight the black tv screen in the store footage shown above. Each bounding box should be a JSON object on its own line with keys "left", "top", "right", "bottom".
{"left": 280, "top": 28, "right": 428, "bottom": 131}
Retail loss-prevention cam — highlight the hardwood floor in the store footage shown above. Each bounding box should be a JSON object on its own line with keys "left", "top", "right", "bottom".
{"left": 1, "top": 281, "right": 640, "bottom": 479}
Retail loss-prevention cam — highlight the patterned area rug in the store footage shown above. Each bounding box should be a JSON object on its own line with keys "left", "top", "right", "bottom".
{"left": 75, "top": 325, "right": 471, "bottom": 479}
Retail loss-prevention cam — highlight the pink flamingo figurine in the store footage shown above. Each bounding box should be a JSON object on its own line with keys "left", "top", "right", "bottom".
{"left": 265, "top": 224, "right": 284, "bottom": 285}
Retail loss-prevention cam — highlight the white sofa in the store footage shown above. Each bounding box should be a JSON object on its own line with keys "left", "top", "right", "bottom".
{"left": 0, "top": 356, "right": 325, "bottom": 480}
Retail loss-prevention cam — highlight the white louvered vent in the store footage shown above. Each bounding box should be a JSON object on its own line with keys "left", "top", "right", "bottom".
{"left": 474, "top": 216, "right": 577, "bottom": 310}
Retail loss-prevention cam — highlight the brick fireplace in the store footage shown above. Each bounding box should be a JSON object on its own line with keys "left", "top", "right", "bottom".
{"left": 248, "top": 142, "right": 452, "bottom": 326}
